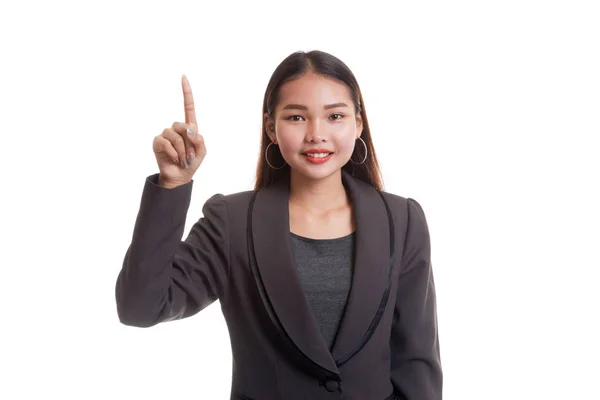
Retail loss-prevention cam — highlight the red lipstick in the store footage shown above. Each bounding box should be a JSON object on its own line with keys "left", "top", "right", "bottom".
{"left": 302, "top": 149, "right": 334, "bottom": 164}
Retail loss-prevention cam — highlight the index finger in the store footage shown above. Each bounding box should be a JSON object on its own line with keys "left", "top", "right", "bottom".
{"left": 181, "top": 74, "right": 197, "bottom": 125}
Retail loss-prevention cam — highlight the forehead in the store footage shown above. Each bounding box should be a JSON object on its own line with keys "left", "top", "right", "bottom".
{"left": 278, "top": 72, "right": 352, "bottom": 105}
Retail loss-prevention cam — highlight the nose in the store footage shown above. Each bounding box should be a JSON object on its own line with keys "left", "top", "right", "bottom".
{"left": 305, "top": 119, "right": 327, "bottom": 143}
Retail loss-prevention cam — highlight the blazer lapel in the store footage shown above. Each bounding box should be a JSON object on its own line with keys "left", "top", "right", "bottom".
{"left": 249, "top": 170, "right": 393, "bottom": 375}
{"left": 250, "top": 178, "right": 339, "bottom": 375}
{"left": 330, "top": 170, "right": 392, "bottom": 364}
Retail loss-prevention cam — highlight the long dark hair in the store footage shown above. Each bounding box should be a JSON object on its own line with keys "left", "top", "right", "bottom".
{"left": 254, "top": 50, "right": 383, "bottom": 191}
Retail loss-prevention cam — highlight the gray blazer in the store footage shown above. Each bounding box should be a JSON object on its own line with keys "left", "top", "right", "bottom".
{"left": 115, "top": 169, "right": 442, "bottom": 400}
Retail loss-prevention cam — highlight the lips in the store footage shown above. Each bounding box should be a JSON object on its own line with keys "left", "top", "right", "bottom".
{"left": 303, "top": 152, "right": 332, "bottom": 158}
{"left": 302, "top": 149, "right": 333, "bottom": 157}
{"left": 302, "top": 149, "right": 334, "bottom": 164}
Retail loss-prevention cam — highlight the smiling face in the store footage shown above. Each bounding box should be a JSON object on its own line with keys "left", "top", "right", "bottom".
{"left": 265, "top": 72, "right": 363, "bottom": 183}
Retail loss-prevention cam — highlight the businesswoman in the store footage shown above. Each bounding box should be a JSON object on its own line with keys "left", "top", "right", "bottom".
{"left": 116, "top": 50, "right": 442, "bottom": 400}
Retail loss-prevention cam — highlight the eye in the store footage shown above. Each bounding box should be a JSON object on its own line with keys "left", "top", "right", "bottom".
{"left": 286, "top": 115, "right": 304, "bottom": 121}
{"left": 330, "top": 113, "right": 345, "bottom": 120}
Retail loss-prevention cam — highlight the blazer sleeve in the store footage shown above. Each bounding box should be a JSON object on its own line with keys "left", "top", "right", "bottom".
{"left": 115, "top": 173, "right": 230, "bottom": 328}
{"left": 390, "top": 198, "right": 443, "bottom": 399}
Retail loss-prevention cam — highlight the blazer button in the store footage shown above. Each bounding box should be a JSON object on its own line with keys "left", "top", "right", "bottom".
{"left": 324, "top": 379, "right": 339, "bottom": 392}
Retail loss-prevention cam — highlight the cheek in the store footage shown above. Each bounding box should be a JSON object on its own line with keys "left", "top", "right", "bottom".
{"left": 334, "top": 128, "right": 358, "bottom": 155}
{"left": 275, "top": 130, "right": 302, "bottom": 155}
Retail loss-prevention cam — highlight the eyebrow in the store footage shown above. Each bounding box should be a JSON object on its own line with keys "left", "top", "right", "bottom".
{"left": 281, "top": 102, "right": 349, "bottom": 111}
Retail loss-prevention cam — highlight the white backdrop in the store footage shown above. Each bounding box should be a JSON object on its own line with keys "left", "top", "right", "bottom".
{"left": 1, "top": 1, "right": 598, "bottom": 399}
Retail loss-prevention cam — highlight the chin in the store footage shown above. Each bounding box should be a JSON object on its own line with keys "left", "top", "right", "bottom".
{"left": 288, "top": 155, "right": 345, "bottom": 182}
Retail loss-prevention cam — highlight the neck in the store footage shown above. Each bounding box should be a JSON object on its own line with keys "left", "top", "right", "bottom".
{"left": 288, "top": 169, "right": 349, "bottom": 212}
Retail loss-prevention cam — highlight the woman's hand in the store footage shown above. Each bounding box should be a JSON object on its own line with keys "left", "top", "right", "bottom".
{"left": 153, "top": 75, "right": 207, "bottom": 188}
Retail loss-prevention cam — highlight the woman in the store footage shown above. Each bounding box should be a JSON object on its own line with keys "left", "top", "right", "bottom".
{"left": 116, "top": 50, "right": 442, "bottom": 400}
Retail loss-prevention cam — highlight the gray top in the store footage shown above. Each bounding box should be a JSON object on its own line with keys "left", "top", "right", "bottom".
{"left": 290, "top": 231, "right": 355, "bottom": 350}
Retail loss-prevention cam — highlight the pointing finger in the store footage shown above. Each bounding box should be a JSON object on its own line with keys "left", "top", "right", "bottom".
{"left": 182, "top": 74, "right": 197, "bottom": 125}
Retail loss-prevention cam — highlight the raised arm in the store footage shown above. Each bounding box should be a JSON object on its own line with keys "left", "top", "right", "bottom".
{"left": 115, "top": 75, "right": 228, "bottom": 327}
{"left": 115, "top": 179, "right": 229, "bottom": 327}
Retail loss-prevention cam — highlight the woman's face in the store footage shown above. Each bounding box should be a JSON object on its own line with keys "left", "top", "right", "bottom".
{"left": 265, "top": 72, "right": 363, "bottom": 182}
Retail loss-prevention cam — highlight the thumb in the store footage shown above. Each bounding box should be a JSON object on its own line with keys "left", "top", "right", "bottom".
{"left": 186, "top": 125, "right": 206, "bottom": 161}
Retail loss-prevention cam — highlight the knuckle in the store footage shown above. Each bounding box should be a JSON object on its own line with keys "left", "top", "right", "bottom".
{"left": 155, "top": 136, "right": 167, "bottom": 147}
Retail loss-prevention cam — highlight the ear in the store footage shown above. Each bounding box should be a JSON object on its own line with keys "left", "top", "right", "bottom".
{"left": 264, "top": 113, "right": 277, "bottom": 143}
{"left": 355, "top": 114, "right": 363, "bottom": 138}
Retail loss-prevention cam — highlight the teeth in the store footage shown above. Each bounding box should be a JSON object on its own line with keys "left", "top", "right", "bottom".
{"left": 306, "top": 153, "right": 330, "bottom": 158}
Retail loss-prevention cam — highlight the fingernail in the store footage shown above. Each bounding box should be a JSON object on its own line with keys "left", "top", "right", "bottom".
{"left": 182, "top": 159, "right": 189, "bottom": 169}
{"left": 187, "top": 127, "right": 195, "bottom": 137}
{"left": 187, "top": 152, "right": 195, "bottom": 164}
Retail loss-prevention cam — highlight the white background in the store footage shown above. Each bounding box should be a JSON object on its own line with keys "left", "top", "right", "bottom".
{"left": 1, "top": 1, "right": 598, "bottom": 399}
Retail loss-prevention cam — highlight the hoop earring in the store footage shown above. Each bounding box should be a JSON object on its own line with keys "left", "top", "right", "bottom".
{"left": 265, "top": 142, "right": 287, "bottom": 170}
{"left": 350, "top": 137, "right": 368, "bottom": 165}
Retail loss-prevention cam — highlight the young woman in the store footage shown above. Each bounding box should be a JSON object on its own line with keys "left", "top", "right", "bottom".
{"left": 116, "top": 50, "right": 442, "bottom": 400}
